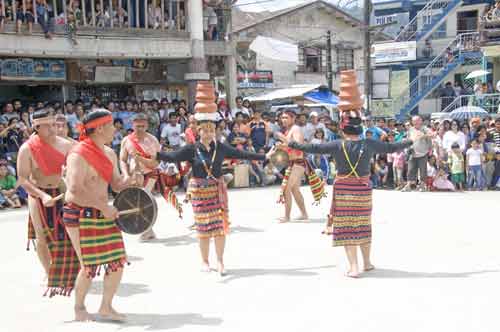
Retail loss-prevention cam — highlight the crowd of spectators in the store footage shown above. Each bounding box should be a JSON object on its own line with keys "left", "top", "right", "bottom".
{"left": 1, "top": 96, "right": 499, "bottom": 210}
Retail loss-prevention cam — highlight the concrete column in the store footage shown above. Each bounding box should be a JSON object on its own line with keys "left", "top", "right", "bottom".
{"left": 185, "top": 0, "right": 209, "bottom": 110}
{"left": 225, "top": 47, "right": 238, "bottom": 110}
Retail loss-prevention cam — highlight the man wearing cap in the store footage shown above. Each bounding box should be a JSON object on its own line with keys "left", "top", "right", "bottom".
{"left": 120, "top": 113, "right": 163, "bottom": 241}
{"left": 64, "top": 109, "right": 134, "bottom": 321}
{"left": 17, "top": 109, "right": 76, "bottom": 291}
{"left": 275, "top": 110, "right": 309, "bottom": 222}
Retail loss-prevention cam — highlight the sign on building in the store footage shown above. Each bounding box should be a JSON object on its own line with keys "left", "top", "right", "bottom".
{"left": 373, "top": 13, "right": 410, "bottom": 38}
{"left": 0, "top": 58, "right": 66, "bottom": 80}
{"left": 237, "top": 70, "right": 273, "bottom": 88}
{"left": 371, "top": 41, "right": 417, "bottom": 64}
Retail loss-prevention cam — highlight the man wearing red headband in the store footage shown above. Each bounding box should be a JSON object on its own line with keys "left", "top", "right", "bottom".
{"left": 120, "top": 113, "right": 163, "bottom": 241}
{"left": 275, "top": 110, "right": 309, "bottom": 223}
{"left": 63, "top": 109, "right": 134, "bottom": 322}
{"left": 17, "top": 109, "right": 75, "bottom": 292}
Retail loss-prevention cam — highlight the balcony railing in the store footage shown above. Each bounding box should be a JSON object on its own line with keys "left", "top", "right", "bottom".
{"left": 441, "top": 93, "right": 500, "bottom": 114}
{"left": 0, "top": 0, "right": 187, "bottom": 33}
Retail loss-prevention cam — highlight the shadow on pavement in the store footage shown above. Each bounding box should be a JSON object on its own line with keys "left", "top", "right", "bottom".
{"left": 231, "top": 225, "right": 264, "bottom": 233}
{"left": 291, "top": 218, "right": 326, "bottom": 224}
{"left": 363, "top": 268, "right": 500, "bottom": 279}
{"left": 89, "top": 281, "right": 151, "bottom": 297}
{"left": 126, "top": 255, "right": 144, "bottom": 262}
{"left": 117, "top": 313, "right": 223, "bottom": 330}
{"left": 220, "top": 265, "right": 335, "bottom": 284}
{"left": 145, "top": 234, "right": 198, "bottom": 247}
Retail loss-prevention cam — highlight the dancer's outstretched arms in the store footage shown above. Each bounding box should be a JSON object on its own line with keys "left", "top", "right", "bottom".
{"left": 288, "top": 140, "right": 341, "bottom": 155}
{"left": 222, "top": 142, "right": 267, "bottom": 161}
{"left": 156, "top": 145, "right": 195, "bottom": 163}
{"left": 367, "top": 139, "right": 413, "bottom": 155}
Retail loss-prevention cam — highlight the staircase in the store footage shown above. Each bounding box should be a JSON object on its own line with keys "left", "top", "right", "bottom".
{"left": 393, "top": 32, "right": 482, "bottom": 119}
{"left": 395, "top": 0, "right": 463, "bottom": 42}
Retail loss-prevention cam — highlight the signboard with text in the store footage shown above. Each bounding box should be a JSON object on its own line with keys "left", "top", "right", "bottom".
{"left": 0, "top": 58, "right": 66, "bottom": 80}
{"left": 371, "top": 41, "right": 417, "bottom": 64}
{"left": 237, "top": 70, "right": 273, "bottom": 88}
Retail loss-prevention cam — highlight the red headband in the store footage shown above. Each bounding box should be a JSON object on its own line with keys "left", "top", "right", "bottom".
{"left": 77, "top": 115, "right": 113, "bottom": 141}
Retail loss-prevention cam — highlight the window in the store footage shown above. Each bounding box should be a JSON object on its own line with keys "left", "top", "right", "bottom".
{"left": 303, "top": 47, "right": 322, "bottom": 73}
{"left": 337, "top": 48, "right": 354, "bottom": 71}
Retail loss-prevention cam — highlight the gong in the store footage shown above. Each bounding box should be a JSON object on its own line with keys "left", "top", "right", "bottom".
{"left": 113, "top": 187, "right": 158, "bottom": 234}
{"left": 270, "top": 149, "right": 290, "bottom": 170}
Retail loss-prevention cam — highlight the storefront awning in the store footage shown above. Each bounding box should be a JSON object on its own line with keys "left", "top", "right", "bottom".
{"left": 246, "top": 84, "right": 321, "bottom": 102}
{"left": 304, "top": 89, "right": 339, "bottom": 106}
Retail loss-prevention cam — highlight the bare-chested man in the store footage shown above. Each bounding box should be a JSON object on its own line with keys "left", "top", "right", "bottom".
{"left": 55, "top": 113, "right": 78, "bottom": 146}
{"left": 275, "top": 110, "right": 308, "bottom": 222}
{"left": 120, "top": 113, "right": 161, "bottom": 241}
{"left": 17, "top": 109, "right": 73, "bottom": 280}
{"left": 63, "top": 109, "right": 133, "bottom": 322}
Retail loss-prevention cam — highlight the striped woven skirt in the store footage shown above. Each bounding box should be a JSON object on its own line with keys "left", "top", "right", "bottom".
{"left": 27, "top": 188, "right": 80, "bottom": 297}
{"left": 187, "top": 177, "right": 229, "bottom": 239}
{"left": 329, "top": 176, "right": 372, "bottom": 247}
{"left": 63, "top": 203, "right": 127, "bottom": 278}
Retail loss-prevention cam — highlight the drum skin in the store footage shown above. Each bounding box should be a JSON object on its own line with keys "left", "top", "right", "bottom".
{"left": 113, "top": 187, "right": 158, "bottom": 234}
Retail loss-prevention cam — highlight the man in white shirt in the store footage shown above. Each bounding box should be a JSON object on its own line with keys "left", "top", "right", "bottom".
{"left": 160, "top": 112, "right": 182, "bottom": 149}
{"left": 304, "top": 111, "right": 326, "bottom": 142}
{"left": 231, "top": 96, "right": 250, "bottom": 119}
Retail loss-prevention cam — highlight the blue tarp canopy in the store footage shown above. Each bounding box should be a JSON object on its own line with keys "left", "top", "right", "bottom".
{"left": 304, "top": 89, "right": 339, "bottom": 106}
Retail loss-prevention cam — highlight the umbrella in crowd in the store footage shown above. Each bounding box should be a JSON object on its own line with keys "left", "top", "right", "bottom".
{"left": 449, "top": 106, "right": 489, "bottom": 121}
{"left": 465, "top": 70, "right": 490, "bottom": 80}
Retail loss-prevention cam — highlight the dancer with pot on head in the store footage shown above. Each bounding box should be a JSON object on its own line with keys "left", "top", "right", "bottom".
{"left": 286, "top": 71, "right": 412, "bottom": 278}
{"left": 64, "top": 109, "right": 135, "bottom": 321}
{"left": 135, "top": 82, "right": 274, "bottom": 276}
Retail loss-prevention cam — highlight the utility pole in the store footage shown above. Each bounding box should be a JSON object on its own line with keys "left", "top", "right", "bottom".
{"left": 363, "top": 0, "right": 371, "bottom": 114}
{"left": 326, "top": 30, "right": 333, "bottom": 91}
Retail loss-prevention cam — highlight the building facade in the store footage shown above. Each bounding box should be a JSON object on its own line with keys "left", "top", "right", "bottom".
{"left": 372, "top": 0, "right": 492, "bottom": 118}
{"left": 0, "top": 0, "right": 237, "bottom": 107}
{"left": 231, "top": 0, "right": 367, "bottom": 97}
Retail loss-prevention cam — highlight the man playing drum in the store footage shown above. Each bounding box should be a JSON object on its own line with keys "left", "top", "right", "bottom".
{"left": 120, "top": 113, "right": 162, "bottom": 241}
{"left": 63, "top": 109, "right": 134, "bottom": 322}
{"left": 17, "top": 109, "right": 77, "bottom": 294}
{"left": 275, "top": 110, "right": 309, "bottom": 223}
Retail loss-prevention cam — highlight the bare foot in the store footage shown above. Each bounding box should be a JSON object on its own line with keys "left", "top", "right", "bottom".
{"left": 200, "top": 262, "right": 211, "bottom": 273}
{"left": 75, "top": 306, "right": 93, "bottom": 322}
{"left": 345, "top": 271, "right": 360, "bottom": 278}
{"left": 363, "top": 264, "right": 375, "bottom": 272}
{"left": 277, "top": 217, "right": 290, "bottom": 223}
{"left": 139, "top": 229, "right": 156, "bottom": 242}
{"left": 217, "top": 262, "right": 226, "bottom": 276}
{"left": 97, "top": 307, "right": 126, "bottom": 322}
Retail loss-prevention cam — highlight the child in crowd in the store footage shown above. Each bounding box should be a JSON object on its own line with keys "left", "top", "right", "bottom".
{"left": 433, "top": 161, "right": 455, "bottom": 191}
{"left": 466, "top": 139, "right": 485, "bottom": 190}
{"left": 391, "top": 148, "right": 406, "bottom": 190}
{"left": 0, "top": 164, "right": 21, "bottom": 208}
{"left": 371, "top": 157, "right": 388, "bottom": 188}
{"left": 448, "top": 142, "right": 465, "bottom": 191}
{"left": 426, "top": 155, "right": 438, "bottom": 190}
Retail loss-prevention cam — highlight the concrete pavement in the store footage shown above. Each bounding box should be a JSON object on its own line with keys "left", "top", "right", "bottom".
{"left": 1, "top": 187, "right": 499, "bottom": 332}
